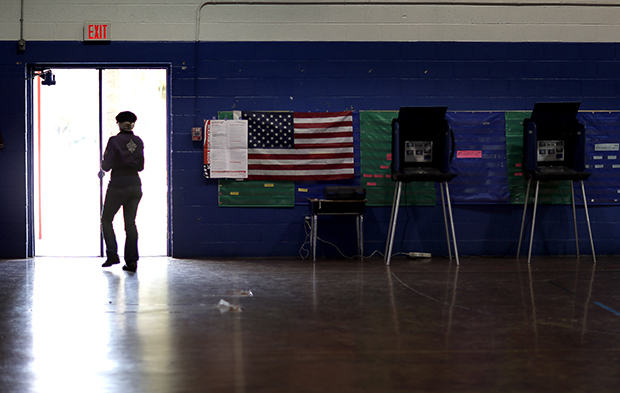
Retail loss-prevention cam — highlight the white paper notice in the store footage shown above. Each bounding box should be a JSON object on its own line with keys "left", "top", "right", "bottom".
{"left": 204, "top": 119, "right": 248, "bottom": 178}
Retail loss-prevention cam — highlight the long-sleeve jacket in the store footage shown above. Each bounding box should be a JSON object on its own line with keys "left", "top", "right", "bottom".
{"left": 101, "top": 131, "right": 144, "bottom": 187}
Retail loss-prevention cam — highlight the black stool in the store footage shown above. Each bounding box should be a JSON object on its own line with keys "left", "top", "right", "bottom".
{"left": 309, "top": 199, "right": 366, "bottom": 262}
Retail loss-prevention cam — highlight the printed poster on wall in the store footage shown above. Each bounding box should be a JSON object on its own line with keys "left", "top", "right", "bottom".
{"left": 203, "top": 119, "right": 248, "bottom": 179}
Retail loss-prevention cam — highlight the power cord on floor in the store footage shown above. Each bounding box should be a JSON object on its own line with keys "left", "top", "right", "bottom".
{"left": 299, "top": 216, "right": 385, "bottom": 260}
{"left": 299, "top": 215, "right": 312, "bottom": 259}
{"left": 300, "top": 197, "right": 532, "bottom": 261}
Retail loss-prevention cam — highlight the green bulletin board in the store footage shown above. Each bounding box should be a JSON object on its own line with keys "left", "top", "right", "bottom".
{"left": 218, "top": 179, "right": 295, "bottom": 207}
{"left": 359, "top": 111, "right": 436, "bottom": 206}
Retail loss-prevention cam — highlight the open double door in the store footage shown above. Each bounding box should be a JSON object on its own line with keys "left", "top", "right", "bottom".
{"left": 31, "top": 68, "right": 168, "bottom": 257}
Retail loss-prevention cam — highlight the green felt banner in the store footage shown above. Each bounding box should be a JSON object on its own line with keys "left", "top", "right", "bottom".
{"left": 218, "top": 179, "right": 295, "bottom": 207}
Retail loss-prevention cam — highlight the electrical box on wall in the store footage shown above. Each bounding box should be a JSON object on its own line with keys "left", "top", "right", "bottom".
{"left": 83, "top": 22, "right": 111, "bottom": 42}
{"left": 192, "top": 127, "right": 203, "bottom": 141}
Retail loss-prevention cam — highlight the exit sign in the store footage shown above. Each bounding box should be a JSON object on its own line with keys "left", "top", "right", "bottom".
{"left": 84, "top": 22, "right": 111, "bottom": 42}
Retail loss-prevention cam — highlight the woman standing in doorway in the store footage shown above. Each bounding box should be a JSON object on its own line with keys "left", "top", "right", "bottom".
{"left": 99, "top": 111, "right": 144, "bottom": 272}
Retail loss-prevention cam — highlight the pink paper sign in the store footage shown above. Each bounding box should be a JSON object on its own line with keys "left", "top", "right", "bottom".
{"left": 456, "top": 150, "right": 482, "bottom": 158}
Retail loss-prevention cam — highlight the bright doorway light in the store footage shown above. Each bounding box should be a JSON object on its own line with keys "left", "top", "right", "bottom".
{"left": 34, "top": 69, "right": 100, "bottom": 256}
{"left": 33, "top": 68, "right": 168, "bottom": 257}
{"left": 101, "top": 69, "right": 168, "bottom": 258}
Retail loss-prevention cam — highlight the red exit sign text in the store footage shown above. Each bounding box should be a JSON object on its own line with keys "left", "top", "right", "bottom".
{"left": 83, "top": 22, "right": 111, "bottom": 42}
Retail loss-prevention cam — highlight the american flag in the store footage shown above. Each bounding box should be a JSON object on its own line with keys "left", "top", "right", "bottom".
{"left": 242, "top": 111, "right": 354, "bottom": 181}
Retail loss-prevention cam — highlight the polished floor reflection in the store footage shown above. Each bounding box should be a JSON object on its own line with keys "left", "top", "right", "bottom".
{"left": 1, "top": 256, "right": 619, "bottom": 392}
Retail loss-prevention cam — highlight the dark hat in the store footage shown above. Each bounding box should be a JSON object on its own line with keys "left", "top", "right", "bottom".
{"left": 116, "top": 111, "right": 137, "bottom": 123}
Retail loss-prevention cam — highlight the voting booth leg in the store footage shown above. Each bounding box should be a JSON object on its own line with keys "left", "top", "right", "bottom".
{"left": 517, "top": 178, "right": 532, "bottom": 258}
{"left": 385, "top": 182, "right": 403, "bottom": 265}
{"left": 385, "top": 181, "right": 459, "bottom": 265}
{"left": 519, "top": 180, "right": 596, "bottom": 264}
{"left": 527, "top": 181, "right": 541, "bottom": 264}
{"left": 440, "top": 183, "right": 453, "bottom": 262}
{"left": 443, "top": 183, "right": 459, "bottom": 266}
{"left": 311, "top": 214, "right": 318, "bottom": 262}
{"left": 357, "top": 215, "right": 364, "bottom": 259}
{"left": 581, "top": 181, "right": 597, "bottom": 263}
{"left": 570, "top": 181, "right": 580, "bottom": 258}
{"left": 384, "top": 182, "right": 400, "bottom": 261}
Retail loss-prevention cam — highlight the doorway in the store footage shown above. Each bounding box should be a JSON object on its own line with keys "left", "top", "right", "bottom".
{"left": 32, "top": 67, "right": 168, "bottom": 257}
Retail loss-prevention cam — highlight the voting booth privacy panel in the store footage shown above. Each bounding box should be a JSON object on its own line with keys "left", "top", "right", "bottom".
{"left": 207, "top": 110, "right": 620, "bottom": 208}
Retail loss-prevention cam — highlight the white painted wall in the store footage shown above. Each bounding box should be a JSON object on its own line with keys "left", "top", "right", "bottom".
{"left": 2, "top": 0, "right": 620, "bottom": 42}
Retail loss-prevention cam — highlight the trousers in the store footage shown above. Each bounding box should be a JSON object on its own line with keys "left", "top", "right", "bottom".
{"left": 101, "top": 185, "right": 143, "bottom": 263}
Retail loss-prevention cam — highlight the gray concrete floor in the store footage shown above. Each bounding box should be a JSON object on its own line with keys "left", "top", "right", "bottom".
{"left": 1, "top": 255, "right": 619, "bottom": 392}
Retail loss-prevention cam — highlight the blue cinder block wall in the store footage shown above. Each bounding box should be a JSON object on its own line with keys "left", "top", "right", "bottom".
{"left": 1, "top": 41, "right": 619, "bottom": 259}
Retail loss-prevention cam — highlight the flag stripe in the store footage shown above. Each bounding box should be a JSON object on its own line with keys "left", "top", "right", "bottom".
{"left": 295, "top": 126, "right": 353, "bottom": 134}
{"left": 249, "top": 147, "right": 352, "bottom": 155}
{"left": 248, "top": 155, "right": 353, "bottom": 165}
{"left": 294, "top": 111, "right": 352, "bottom": 119}
{"left": 249, "top": 168, "right": 355, "bottom": 176}
{"left": 294, "top": 143, "right": 353, "bottom": 150}
{"left": 295, "top": 132, "right": 353, "bottom": 139}
{"left": 249, "top": 163, "right": 354, "bottom": 171}
{"left": 294, "top": 121, "right": 353, "bottom": 129}
{"left": 248, "top": 154, "right": 354, "bottom": 161}
{"left": 249, "top": 158, "right": 354, "bottom": 165}
{"left": 249, "top": 174, "right": 353, "bottom": 181}
{"left": 246, "top": 110, "right": 355, "bottom": 181}
{"left": 295, "top": 140, "right": 353, "bottom": 146}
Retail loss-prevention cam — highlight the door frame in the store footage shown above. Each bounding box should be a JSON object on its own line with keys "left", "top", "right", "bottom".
{"left": 26, "top": 63, "right": 172, "bottom": 257}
